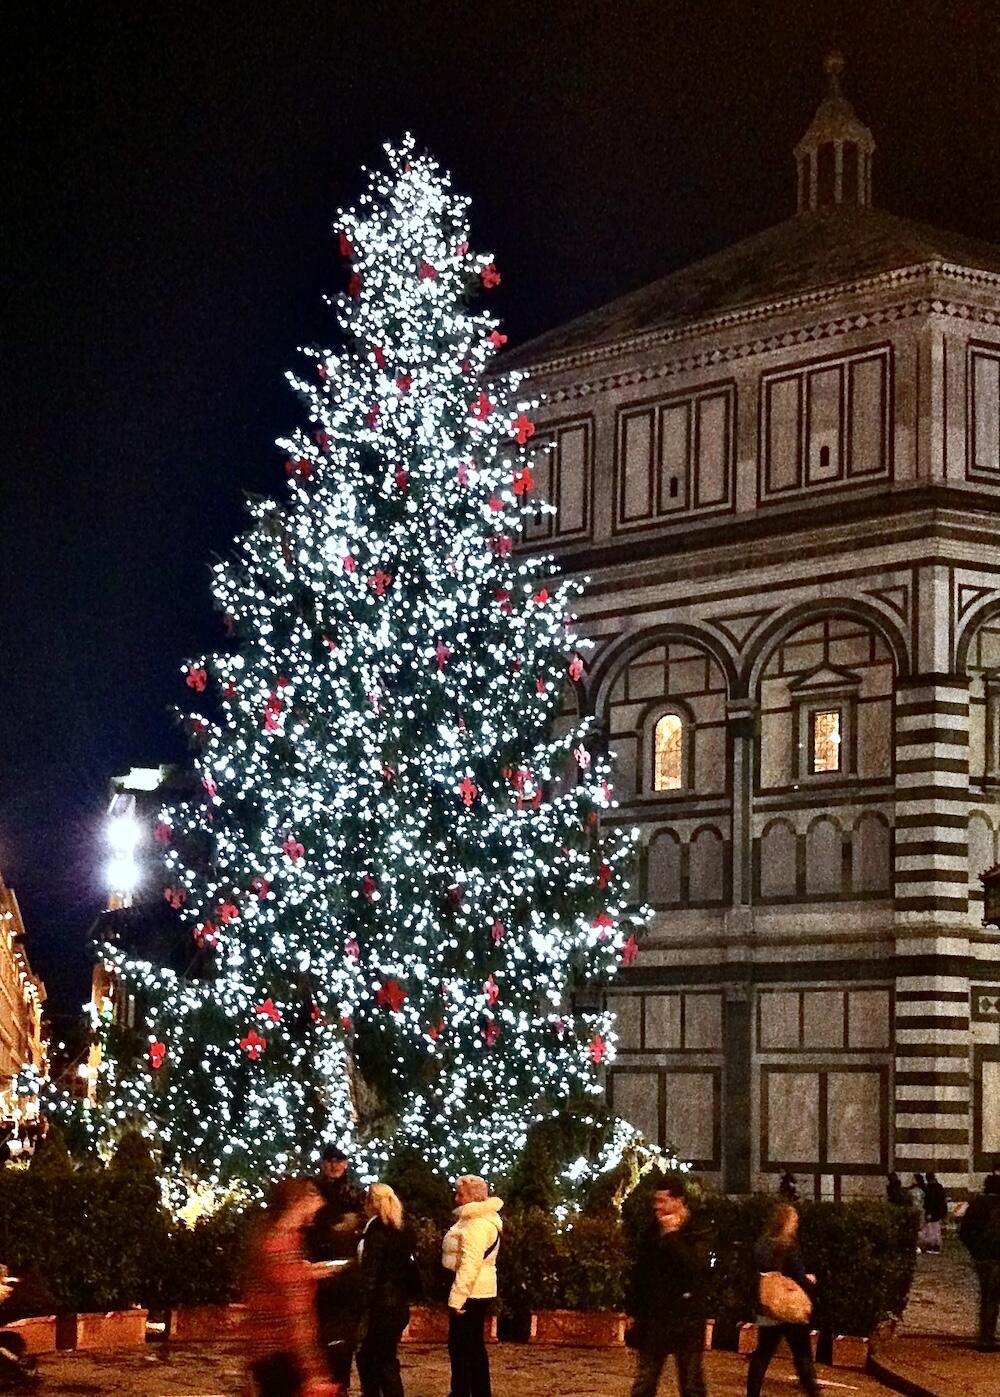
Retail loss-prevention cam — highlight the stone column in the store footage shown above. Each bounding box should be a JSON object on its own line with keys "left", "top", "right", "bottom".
{"left": 893, "top": 673, "right": 972, "bottom": 1192}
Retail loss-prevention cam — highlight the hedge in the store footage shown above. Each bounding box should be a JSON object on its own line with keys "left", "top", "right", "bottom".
{"left": 0, "top": 1147, "right": 917, "bottom": 1337}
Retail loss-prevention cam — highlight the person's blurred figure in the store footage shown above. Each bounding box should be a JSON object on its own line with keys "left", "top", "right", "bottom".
{"left": 778, "top": 1171, "right": 800, "bottom": 1202}
{"left": 921, "top": 1173, "right": 947, "bottom": 1254}
{"left": 747, "top": 1202, "right": 820, "bottom": 1397}
{"left": 246, "top": 1177, "right": 332, "bottom": 1397}
{"left": 442, "top": 1174, "right": 503, "bottom": 1397}
{"left": 308, "top": 1145, "right": 365, "bottom": 1394}
{"left": 625, "top": 1175, "right": 710, "bottom": 1397}
{"left": 960, "top": 1172, "right": 1000, "bottom": 1352}
{"left": 886, "top": 1172, "right": 908, "bottom": 1207}
{"left": 355, "top": 1184, "right": 421, "bottom": 1397}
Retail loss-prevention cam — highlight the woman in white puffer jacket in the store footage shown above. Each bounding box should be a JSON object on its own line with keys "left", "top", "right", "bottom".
{"left": 441, "top": 1175, "right": 503, "bottom": 1397}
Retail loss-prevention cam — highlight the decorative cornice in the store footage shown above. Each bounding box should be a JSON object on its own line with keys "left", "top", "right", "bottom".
{"left": 528, "top": 263, "right": 1000, "bottom": 402}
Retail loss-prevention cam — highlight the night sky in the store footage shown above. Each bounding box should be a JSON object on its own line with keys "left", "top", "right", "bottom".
{"left": 5, "top": 0, "right": 1000, "bottom": 1017}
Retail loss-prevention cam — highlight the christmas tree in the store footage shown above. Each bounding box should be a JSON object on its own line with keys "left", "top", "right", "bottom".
{"left": 88, "top": 137, "right": 643, "bottom": 1198}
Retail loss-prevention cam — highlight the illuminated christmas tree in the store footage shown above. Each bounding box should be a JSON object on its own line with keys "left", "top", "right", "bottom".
{"left": 92, "top": 137, "right": 643, "bottom": 1194}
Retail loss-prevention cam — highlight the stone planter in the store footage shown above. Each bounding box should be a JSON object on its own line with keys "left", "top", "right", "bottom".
{"left": 530, "top": 1309, "right": 627, "bottom": 1346}
{"left": 1, "top": 1315, "right": 57, "bottom": 1354}
{"left": 169, "top": 1303, "right": 251, "bottom": 1342}
{"left": 60, "top": 1308, "right": 148, "bottom": 1350}
{"left": 703, "top": 1318, "right": 715, "bottom": 1351}
{"left": 831, "top": 1333, "right": 869, "bottom": 1369}
{"left": 401, "top": 1305, "right": 498, "bottom": 1344}
{"left": 738, "top": 1322, "right": 758, "bottom": 1354}
{"left": 736, "top": 1323, "right": 817, "bottom": 1359}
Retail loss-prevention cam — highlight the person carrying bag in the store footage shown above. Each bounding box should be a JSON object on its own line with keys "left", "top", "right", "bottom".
{"left": 746, "top": 1202, "right": 819, "bottom": 1397}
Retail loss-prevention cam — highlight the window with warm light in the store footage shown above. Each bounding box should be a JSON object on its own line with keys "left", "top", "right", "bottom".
{"left": 811, "top": 708, "right": 842, "bottom": 773}
{"left": 653, "top": 713, "right": 684, "bottom": 790}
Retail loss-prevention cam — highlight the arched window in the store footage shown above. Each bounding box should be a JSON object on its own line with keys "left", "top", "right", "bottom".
{"left": 653, "top": 713, "right": 683, "bottom": 791}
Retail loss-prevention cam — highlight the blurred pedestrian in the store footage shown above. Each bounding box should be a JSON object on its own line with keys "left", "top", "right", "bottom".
{"left": 747, "top": 1202, "right": 820, "bottom": 1397}
{"left": 959, "top": 1172, "right": 1000, "bottom": 1352}
{"left": 307, "top": 1145, "right": 366, "bottom": 1395}
{"left": 246, "top": 1177, "right": 332, "bottom": 1397}
{"left": 355, "top": 1183, "right": 421, "bottom": 1397}
{"left": 442, "top": 1174, "right": 503, "bottom": 1397}
{"left": 922, "top": 1173, "right": 947, "bottom": 1254}
{"left": 778, "top": 1171, "right": 800, "bottom": 1202}
{"left": 886, "top": 1172, "right": 908, "bottom": 1207}
{"left": 625, "top": 1174, "right": 710, "bottom": 1397}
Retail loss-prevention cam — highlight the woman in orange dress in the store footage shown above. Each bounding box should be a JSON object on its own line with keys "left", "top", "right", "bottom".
{"left": 246, "top": 1177, "right": 336, "bottom": 1397}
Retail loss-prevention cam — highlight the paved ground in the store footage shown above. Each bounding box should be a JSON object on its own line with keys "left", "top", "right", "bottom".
{"left": 35, "top": 1342, "right": 896, "bottom": 1395}
{"left": 899, "top": 1228, "right": 979, "bottom": 1338}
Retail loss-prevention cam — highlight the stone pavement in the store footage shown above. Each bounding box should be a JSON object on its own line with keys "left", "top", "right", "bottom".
{"left": 34, "top": 1342, "right": 896, "bottom": 1395}
{"left": 868, "top": 1226, "right": 999, "bottom": 1396}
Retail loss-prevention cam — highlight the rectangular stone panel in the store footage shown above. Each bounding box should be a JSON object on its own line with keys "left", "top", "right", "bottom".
{"left": 556, "top": 422, "right": 589, "bottom": 535}
{"left": 759, "top": 991, "right": 801, "bottom": 1050}
{"left": 765, "top": 1070, "right": 820, "bottom": 1163}
{"left": 807, "top": 365, "right": 842, "bottom": 482}
{"left": 802, "top": 991, "right": 846, "bottom": 1049}
{"left": 612, "top": 1071, "right": 659, "bottom": 1143}
{"left": 695, "top": 392, "right": 729, "bottom": 506}
{"left": 848, "top": 990, "right": 891, "bottom": 1049}
{"left": 972, "top": 349, "right": 1000, "bottom": 475}
{"left": 658, "top": 402, "right": 689, "bottom": 513}
{"left": 644, "top": 994, "right": 682, "bottom": 1050}
{"left": 766, "top": 375, "right": 801, "bottom": 492}
{"left": 827, "top": 1071, "right": 883, "bottom": 1166}
{"left": 608, "top": 994, "right": 642, "bottom": 1050}
{"left": 664, "top": 1071, "right": 717, "bottom": 1164}
{"left": 981, "top": 1056, "right": 1000, "bottom": 1156}
{"left": 619, "top": 407, "right": 654, "bottom": 520}
{"left": 683, "top": 993, "right": 722, "bottom": 1049}
{"left": 848, "top": 354, "right": 887, "bottom": 475}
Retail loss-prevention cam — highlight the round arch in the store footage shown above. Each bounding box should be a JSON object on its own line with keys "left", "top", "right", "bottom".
{"left": 590, "top": 623, "right": 739, "bottom": 715}
{"left": 743, "top": 598, "right": 910, "bottom": 701}
{"left": 956, "top": 595, "right": 1000, "bottom": 674}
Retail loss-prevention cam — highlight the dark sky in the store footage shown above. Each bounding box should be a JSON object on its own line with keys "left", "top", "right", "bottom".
{"left": 4, "top": 0, "right": 1000, "bottom": 1016}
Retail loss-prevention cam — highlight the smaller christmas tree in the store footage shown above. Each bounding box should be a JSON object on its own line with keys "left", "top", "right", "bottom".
{"left": 67, "top": 137, "right": 649, "bottom": 1200}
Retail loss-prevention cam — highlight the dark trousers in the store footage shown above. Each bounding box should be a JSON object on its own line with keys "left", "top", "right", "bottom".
{"left": 975, "top": 1260, "right": 1000, "bottom": 1347}
{"left": 746, "top": 1323, "right": 819, "bottom": 1397}
{"left": 630, "top": 1341, "right": 706, "bottom": 1397}
{"left": 447, "top": 1299, "right": 492, "bottom": 1397}
{"left": 317, "top": 1277, "right": 358, "bottom": 1384}
{"left": 356, "top": 1307, "right": 408, "bottom": 1397}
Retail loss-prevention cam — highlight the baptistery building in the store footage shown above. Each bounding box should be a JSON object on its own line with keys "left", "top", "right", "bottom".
{"left": 510, "top": 56, "right": 1000, "bottom": 1197}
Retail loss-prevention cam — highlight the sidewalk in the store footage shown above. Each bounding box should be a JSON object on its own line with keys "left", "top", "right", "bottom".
{"left": 869, "top": 1230, "right": 999, "bottom": 1397}
{"left": 34, "top": 1341, "right": 897, "bottom": 1395}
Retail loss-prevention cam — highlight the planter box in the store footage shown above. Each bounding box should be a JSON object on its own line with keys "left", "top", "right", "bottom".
{"left": 62, "top": 1309, "right": 148, "bottom": 1350}
{"left": 1, "top": 1315, "right": 57, "bottom": 1354}
{"left": 401, "top": 1305, "right": 497, "bottom": 1345}
{"left": 738, "top": 1322, "right": 758, "bottom": 1355}
{"left": 736, "top": 1324, "right": 817, "bottom": 1360}
{"left": 831, "top": 1334, "right": 869, "bottom": 1369}
{"left": 703, "top": 1318, "right": 715, "bottom": 1351}
{"left": 169, "top": 1303, "right": 251, "bottom": 1342}
{"left": 530, "top": 1309, "right": 626, "bottom": 1347}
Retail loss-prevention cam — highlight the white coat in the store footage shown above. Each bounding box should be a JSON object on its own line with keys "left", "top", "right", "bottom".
{"left": 441, "top": 1196, "right": 503, "bottom": 1310}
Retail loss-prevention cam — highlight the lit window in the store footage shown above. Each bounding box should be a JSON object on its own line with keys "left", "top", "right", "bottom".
{"left": 653, "top": 714, "right": 683, "bottom": 791}
{"left": 811, "top": 709, "right": 842, "bottom": 774}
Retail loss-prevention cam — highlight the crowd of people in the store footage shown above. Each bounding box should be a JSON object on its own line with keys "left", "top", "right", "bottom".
{"left": 243, "top": 1150, "right": 1000, "bottom": 1395}
{"left": 246, "top": 1145, "right": 503, "bottom": 1397}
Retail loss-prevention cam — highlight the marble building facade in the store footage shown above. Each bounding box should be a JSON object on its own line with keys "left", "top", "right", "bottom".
{"left": 510, "top": 57, "right": 1000, "bottom": 1196}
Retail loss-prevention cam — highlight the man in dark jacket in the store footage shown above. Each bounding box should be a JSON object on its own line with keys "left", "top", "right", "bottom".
{"left": 306, "top": 1144, "right": 366, "bottom": 1393}
{"left": 960, "top": 1173, "right": 1000, "bottom": 1351}
{"left": 626, "top": 1176, "right": 710, "bottom": 1397}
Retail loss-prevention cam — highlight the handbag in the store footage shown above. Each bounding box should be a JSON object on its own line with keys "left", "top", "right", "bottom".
{"left": 759, "top": 1270, "right": 812, "bottom": 1325}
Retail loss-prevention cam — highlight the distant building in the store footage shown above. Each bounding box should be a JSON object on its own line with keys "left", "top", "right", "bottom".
{"left": 510, "top": 55, "right": 1000, "bottom": 1196}
{"left": 0, "top": 872, "right": 46, "bottom": 1113}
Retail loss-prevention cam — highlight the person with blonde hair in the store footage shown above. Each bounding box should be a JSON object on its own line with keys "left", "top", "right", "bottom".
{"left": 747, "top": 1202, "right": 820, "bottom": 1397}
{"left": 442, "top": 1174, "right": 503, "bottom": 1397}
{"left": 355, "top": 1183, "right": 421, "bottom": 1397}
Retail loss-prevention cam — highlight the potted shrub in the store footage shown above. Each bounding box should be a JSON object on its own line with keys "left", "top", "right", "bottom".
{"left": 528, "top": 1215, "right": 629, "bottom": 1346}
